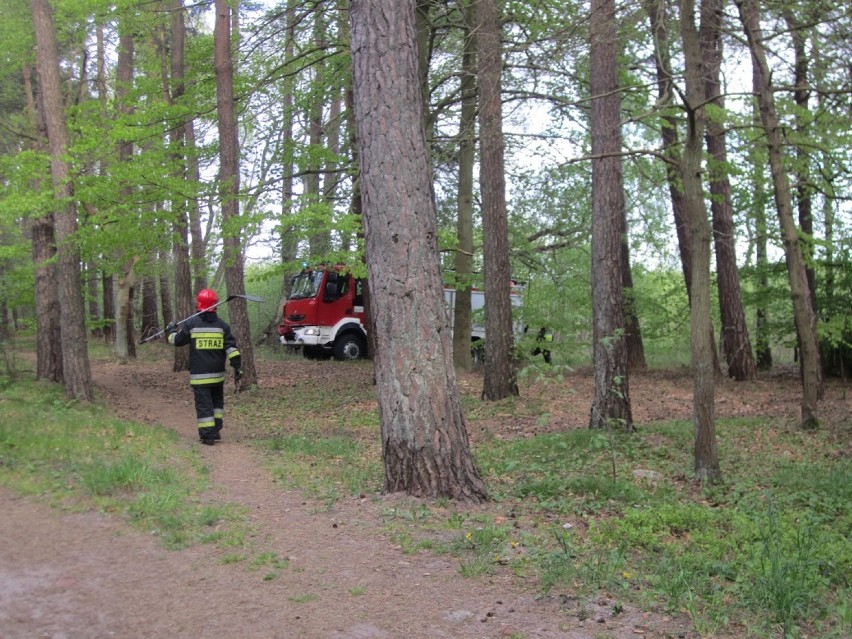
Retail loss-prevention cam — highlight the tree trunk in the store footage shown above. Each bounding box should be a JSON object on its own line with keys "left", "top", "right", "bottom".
{"left": 102, "top": 274, "right": 115, "bottom": 345}
{"left": 168, "top": 0, "right": 191, "bottom": 372}
{"left": 24, "top": 65, "right": 63, "bottom": 382}
{"left": 307, "top": 8, "right": 330, "bottom": 259}
{"left": 158, "top": 250, "right": 173, "bottom": 330}
{"left": 215, "top": 0, "right": 256, "bottom": 388}
{"left": 588, "top": 0, "right": 633, "bottom": 431}
{"left": 645, "top": 0, "right": 720, "bottom": 377}
{"left": 747, "top": 83, "right": 772, "bottom": 371}
{"left": 350, "top": 0, "right": 487, "bottom": 502}
{"left": 783, "top": 10, "right": 817, "bottom": 317}
{"left": 736, "top": 0, "right": 823, "bottom": 428}
{"left": 30, "top": 0, "right": 92, "bottom": 401}
{"left": 476, "top": 0, "right": 518, "bottom": 400}
{"left": 114, "top": 258, "right": 138, "bottom": 364}
{"left": 621, "top": 231, "right": 646, "bottom": 371}
{"left": 701, "top": 0, "right": 756, "bottom": 382}
{"left": 31, "top": 215, "right": 63, "bottom": 382}
{"left": 114, "top": 26, "right": 136, "bottom": 362}
{"left": 453, "top": 0, "right": 476, "bottom": 372}
{"left": 680, "top": 0, "right": 720, "bottom": 481}
{"left": 140, "top": 274, "right": 159, "bottom": 341}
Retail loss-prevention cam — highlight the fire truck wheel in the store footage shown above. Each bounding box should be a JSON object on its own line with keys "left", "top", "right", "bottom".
{"left": 333, "top": 333, "right": 366, "bottom": 361}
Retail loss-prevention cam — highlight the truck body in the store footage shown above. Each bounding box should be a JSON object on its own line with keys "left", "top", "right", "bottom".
{"left": 277, "top": 264, "right": 523, "bottom": 360}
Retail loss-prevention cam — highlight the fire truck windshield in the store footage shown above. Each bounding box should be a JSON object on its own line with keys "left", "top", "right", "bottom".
{"left": 289, "top": 270, "right": 324, "bottom": 299}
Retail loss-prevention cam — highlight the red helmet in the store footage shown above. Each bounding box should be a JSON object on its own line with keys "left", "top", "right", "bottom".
{"left": 196, "top": 288, "right": 219, "bottom": 312}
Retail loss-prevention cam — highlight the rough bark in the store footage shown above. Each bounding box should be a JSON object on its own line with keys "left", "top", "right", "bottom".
{"left": 588, "top": 0, "right": 633, "bottom": 431}
{"left": 30, "top": 0, "right": 92, "bottom": 400}
{"left": 350, "top": 0, "right": 487, "bottom": 502}
{"left": 737, "top": 0, "right": 823, "bottom": 428}
{"left": 215, "top": 0, "right": 256, "bottom": 388}
{"left": 167, "top": 0, "right": 191, "bottom": 372}
{"left": 476, "top": 0, "right": 518, "bottom": 400}
{"left": 114, "top": 26, "right": 136, "bottom": 363}
{"left": 680, "top": 0, "right": 720, "bottom": 481}
{"left": 24, "top": 64, "right": 62, "bottom": 382}
{"left": 700, "top": 0, "right": 756, "bottom": 381}
{"left": 645, "top": 0, "right": 720, "bottom": 377}
{"left": 31, "top": 215, "right": 63, "bottom": 382}
{"left": 621, "top": 232, "right": 646, "bottom": 371}
{"left": 453, "top": 0, "right": 476, "bottom": 372}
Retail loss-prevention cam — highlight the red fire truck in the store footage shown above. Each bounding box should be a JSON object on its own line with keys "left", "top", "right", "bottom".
{"left": 277, "top": 264, "right": 524, "bottom": 361}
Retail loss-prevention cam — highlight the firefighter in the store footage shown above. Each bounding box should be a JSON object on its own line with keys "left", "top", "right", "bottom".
{"left": 167, "top": 288, "right": 242, "bottom": 445}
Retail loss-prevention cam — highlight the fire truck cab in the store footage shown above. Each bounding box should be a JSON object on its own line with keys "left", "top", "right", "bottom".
{"left": 278, "top": 264, "right": 367, "bottom": 360}
{"left": 278, "top": 264, "right": 524, "bottom": 361}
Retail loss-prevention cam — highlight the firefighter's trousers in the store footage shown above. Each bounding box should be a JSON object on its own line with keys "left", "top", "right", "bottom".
{"left": 192, "top": 383, "right": 224, "bottom": 441}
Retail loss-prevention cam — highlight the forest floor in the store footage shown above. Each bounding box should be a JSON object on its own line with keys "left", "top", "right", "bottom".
{"left": 1, "top": 352, "right": 849, "bottom": 639}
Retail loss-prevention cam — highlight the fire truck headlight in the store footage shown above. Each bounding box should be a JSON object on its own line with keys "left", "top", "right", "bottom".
{"left": 304, "top": 328, "right": 318, "bottom": 336}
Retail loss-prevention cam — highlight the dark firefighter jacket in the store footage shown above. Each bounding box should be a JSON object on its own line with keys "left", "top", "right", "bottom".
{"left": 168, "top": 312, "right": 241, "bottom": 385}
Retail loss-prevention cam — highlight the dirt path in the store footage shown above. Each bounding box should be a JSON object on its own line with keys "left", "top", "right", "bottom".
{"left": 4, "top": 356, "right": 847, "bottom": 639}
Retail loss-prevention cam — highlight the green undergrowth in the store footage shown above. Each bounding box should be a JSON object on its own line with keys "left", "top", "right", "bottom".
{"left": 2, "top": 361, "right": 848, "bottom": 638}
{"left": 0, "top": 376, "right": 252, "bottom": 552}
{"left": 259, "top": 432, "right": 383, "bottom": 508}
{"left": 379, "top": 419, "right": 850, "bottom": 639}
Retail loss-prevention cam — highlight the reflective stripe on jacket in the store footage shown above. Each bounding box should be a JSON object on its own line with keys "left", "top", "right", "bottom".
{"left": 168, "top": 312, "right": 241, "bottom": 385}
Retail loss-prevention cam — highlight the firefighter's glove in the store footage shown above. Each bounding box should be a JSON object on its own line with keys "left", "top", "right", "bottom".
{"left": 234, "top": 368, "right": 243, "bottom": 383}
{"left": 165, "top": 322, "right": 177, "bottom": 334}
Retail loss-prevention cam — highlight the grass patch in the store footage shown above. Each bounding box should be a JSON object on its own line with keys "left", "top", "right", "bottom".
{"left": 260, "top": 431, "right": 383, "bottom": 504}
{"left": 470, "top": 418, "right": 851, "bottom": 638}
{"left": 0, "top": 376, "right": 252, "bottom": 553}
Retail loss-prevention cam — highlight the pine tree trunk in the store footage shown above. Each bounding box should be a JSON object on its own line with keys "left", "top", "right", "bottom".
{"left": 701, "top": 0, "right": 756, "bottom": 382}
{"left": 215, "top": 0, "right": 255, "bottom": 387}
{"left": 350, "top": 0, "right": 487, "bottom": 502}
{"left": 453, "top": 0, "right": 476, "bottom": 372}
{"left": 588, "top": 0, "right": 633, "bottom": 431}
{"left": 24, "top": 62, "right": 63, "bottom": 381}
{"left": 476, "top": 0, "right": 518, "bottom": 400}
{"left": 30, "top": 0, "right": 92, "bottom": 401}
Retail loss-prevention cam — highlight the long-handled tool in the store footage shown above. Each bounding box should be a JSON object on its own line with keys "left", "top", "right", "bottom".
{"left": 139, "top": 294, "right": 265, "bottom": 344}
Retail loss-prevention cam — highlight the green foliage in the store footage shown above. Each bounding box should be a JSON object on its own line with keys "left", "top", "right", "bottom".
{"left": 262, "top": 432, "right": 382, "bottom": 504}
{"left": 470, "top": 418, "right": 849, "bottom": 636}
{"left": 0, "top": 376, "right": 252, "bottom": 551}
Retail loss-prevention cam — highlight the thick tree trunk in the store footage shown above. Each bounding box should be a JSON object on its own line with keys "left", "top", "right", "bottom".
{"left": 476, "top": 0, "right": 518, "bottom": 400}
{"left": 24, "top": 66, "right": 63, "bottom": 382}
{"left": 588, "top": 0, "right": 633, "bottom": 431}
{"left": 453, "top": 0, "right": 476, "bottom": 372}
{"left": 31, "top": 215, "right": 63, "bottom": 382}
{"left": 30, "top": 0, "right": 92, "bottom": 401}
{"left": 700, "top": 0, "right": 756, "bottom": 382}
{"left": 737, "top": 0, "right": 823, "bottom": 428}
{"left": 681, "top": 0, "right": 720, "bottom": 481}
{"left": 215, "top": 0, "right": 255, "bottom": 388}
{"left": 350, "top": 0, "right": 487, "bottom": 502}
